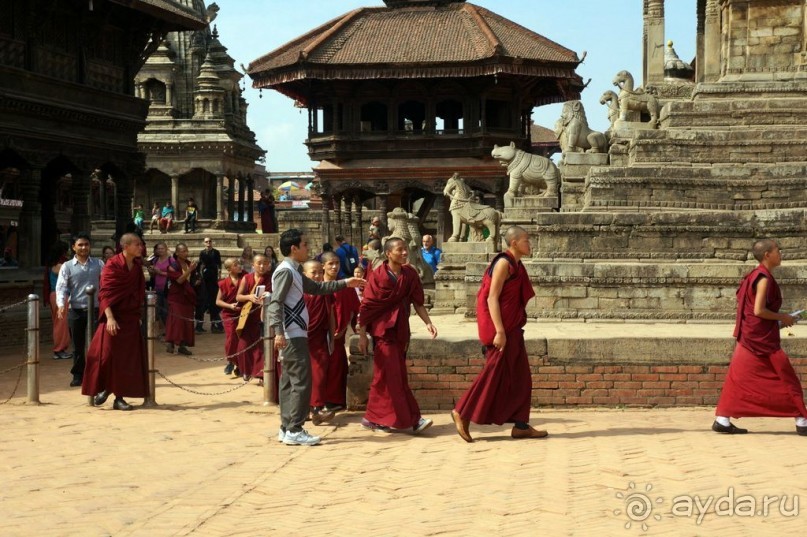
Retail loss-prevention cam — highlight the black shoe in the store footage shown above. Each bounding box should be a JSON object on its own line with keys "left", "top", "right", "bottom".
{"left": 113, "top": 397, "right": 133, "bottom": 411}
{"left": 712, "top": 421, "right": 748, "bottom": 434}
{"left": 324, "top": 404, "right": 345, "bottom": 413}
{"left": 797, "top": 425, "right": 807, "bottom": 436}
{"left": 177, "top": 346, "right": 193, "bottom": 356}
{"left": 94, "top": 390, "right": 110, "bottom": 406}
{"left": 195, "top": 327, "right": 206, "bottom": 333}
{"left": 69, "top": 375, "right": 82, "bottom": 387}
{"left": 224, "top": 362, "right": 235, "bottom": 375}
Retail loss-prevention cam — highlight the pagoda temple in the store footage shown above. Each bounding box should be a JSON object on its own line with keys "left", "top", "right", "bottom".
{"left": 248, "top": 0, "right": 583, "bottom": 244}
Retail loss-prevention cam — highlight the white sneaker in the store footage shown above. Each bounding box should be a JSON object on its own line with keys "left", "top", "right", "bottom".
{"left": 283, "top": 429, "right": 321, "bottom": 446}
{"left": 413, "top": 417, "right": 433, "bottom": 434}
{"left": 277, "top": 428, "right": 285, "bottom": 442}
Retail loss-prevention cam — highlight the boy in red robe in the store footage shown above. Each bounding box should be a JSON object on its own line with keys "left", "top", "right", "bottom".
{"left": 215, "top": 258, "right": 243, "bottom": 377}
{"left": 165, "top": 243, "right": 197, "bottom": 355}
{"left": 358, "top": 238, "right": 437, "bottom": 434}
{"left": 322, "top": 251, "right": 360, "bottom": 413}
{"left": 82, "top": 233, "right": 149, "bottom": 410}
{"left": 451, "top": 226, "right": 547, "bottom": 442}
{"left": 713, "top": 238, "right": 807, "bottom": 435}
{"left": 302, "top": 260, "right": 337, "bottom": 424}
{"left": 236, "top": 253, "right": 272, "bottom": 384}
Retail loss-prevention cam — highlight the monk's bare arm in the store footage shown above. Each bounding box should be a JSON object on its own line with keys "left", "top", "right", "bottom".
{"left": 413, "top": 303, "right": 437, "bottom": 339}
{"left": 753, "top": 277, "right": 795, "bottom": 326}
{"left": 215, "top": 288, "right": 237, "bottom": 312}
{"left": 104, "top": 306, "right": 119, "bottom": 335}
{"left": 487, "top": 258, "right": 509, "bottom": 350}
{"left": 236, "top": 276, "right": 261, "bottom": 305}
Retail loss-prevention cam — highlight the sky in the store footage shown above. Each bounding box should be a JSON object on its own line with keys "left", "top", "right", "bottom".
{"left": 213, "top": 0, "right": 696, "bottom": 171}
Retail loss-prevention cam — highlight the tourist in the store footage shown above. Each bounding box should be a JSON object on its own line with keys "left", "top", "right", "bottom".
{"left": 322, "top": 251, "right": 360, "bottom": 413}
{"left": 235, "top": 253, "right": 273, "bottom": 385}
{"left": 258, "top": 189, "right": 277, "bottom": 234}
{"left": 264, "top": 245, "right": 279, "bottom": 279}
{"left": 421, "top": 234, "right": 442, "bottom": 274}
{"left": 133, "top": 203, "right": 145, "bottom": 230}
{"left": 240, "top": 245, "right": 254, "bottom": 273}
{"left": 82, "top": 233, "right": 149, "bottom": 411}
{"left": 184, "top": 197, "right": 198, "bottom": 234}
{"left": 369, "top": 216, "right": 385, "bottom": 239}
{"left": 196, "top": 237, "right": 223, "bottom": 333}
{"left": 315, "top": 242, "right": 333, "bottom": 263}
{"left": 215, "top": 258, "right": 244, "bottom": 378}
{"left": 302, "top": 260, "right": 336, "bottom": 425}
{"left": 45, "top": 241, "right": 72, "bottom": 361}
{"left": 712, "top": 239, "right": 807, "bottom": 435}
{"left": 451, "top": 226, "right": 547, "bottom": 442}
{"left": 0, "top": 246, "right": 18, "bottom": 267}
{"left": 55, "top": 232, "right": 104, "bottom": 387}
{"left": 101, "top": 246, "right": 115, "bottom": 263}
{"left": 357, "top": 238, "right": 436, "bottom": 434}
{"left": 149, "top": 202, "right": 160, "bottom": 233}
{"left": 353, "top": 265, "right": 365, "bottom": 302}
{"left": 268, "top": 228, "right": 365, "bottom": 446}
{"left": 147, "top": 242, "right": 171, "bottom": 335}
{"left": 165, "top": 243, "right": 196, "bottom": 355}
{"left": 334, "top": 234, "right": 359, "bottom": 278}
{"left": 159, "top": 201, "right": 175, "bottom": 233}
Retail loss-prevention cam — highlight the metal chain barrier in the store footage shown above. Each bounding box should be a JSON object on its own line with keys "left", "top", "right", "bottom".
{"left": 168, "top": 336, "right": 264, "bottom": 363}
{"left": 155, "top": 304, "right": 261, "bottom": 324}
{"left": 0, "top": 298, "right": 29, "bottom": 315}
{"left": 0, "top": 362, "right": 25, "bottom": 405}
{"left": 155, "top": 370, "right": 251, "bottom": 395}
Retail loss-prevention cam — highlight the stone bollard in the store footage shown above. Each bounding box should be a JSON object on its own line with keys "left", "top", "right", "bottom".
{"left": 26, "top": 294, "right": 40, "bottom": 404}
{"left": 262, "top": 293, "right": 276, "bottom": 406}
{"left": 144, "top": 291, "right": 157, "bottom": 407}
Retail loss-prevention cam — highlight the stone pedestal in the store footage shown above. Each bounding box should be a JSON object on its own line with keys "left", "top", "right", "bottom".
{"left": 612, "top": 119, "right": 657, "bottom": 138}
{"left": 433, "top": 242, "right": 496, "bottom": 314}
{"left": 559, "top": 153, "right": 609, "bottom": 212}
{"left": 502, "top": 195, "right": 559, "bottom": 222}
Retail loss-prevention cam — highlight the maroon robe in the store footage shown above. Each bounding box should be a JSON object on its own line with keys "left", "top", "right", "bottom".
{"left": 81, "top": 253, "right": 148, "bottom": 398}
{"left": 455, "top": 251, "right": 536, "bottom": 425}
{"left": 218, "top": 276, "right": 242, "bottom": 365}
{"left": 716, "top": 265, "right": 807, "bottom": 418}
{"left": 165, "top": 258, "right": 196, "bottom": 347}
{"left": 325, "top": 287, "right": 360, "bottom": 406}
{"left": 306, "top": 293, "right": 333, "bottom": 407}
{"left": 236, "top": 272, "right": 269, "bottom": 381}
{"left": 360, "top": 262, "right": 424, "bottom": 429}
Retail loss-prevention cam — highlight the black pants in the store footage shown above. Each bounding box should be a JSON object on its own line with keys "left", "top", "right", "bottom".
{"left": 185, "top": 215, "right": 197, "bottom": 233}
{"left": 195, "top": 279, "right": 221, "bottom": 329}
{"left": 68, "top": 309, "right": 90, "bottom": 378}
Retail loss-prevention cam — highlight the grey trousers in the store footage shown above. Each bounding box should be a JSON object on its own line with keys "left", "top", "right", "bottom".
{"left": 279, "top": 337, "right": 311, "bottom": 433}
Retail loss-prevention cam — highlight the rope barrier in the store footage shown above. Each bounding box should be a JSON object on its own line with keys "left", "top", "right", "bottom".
{"left": 0, "top": 361, "right": 25, "bottom": 405}
{"left": 0, "top": 298, "right": 30, "bottom": 315}
{"left": 155, "top": 370, "right": 252, "bottom": 396}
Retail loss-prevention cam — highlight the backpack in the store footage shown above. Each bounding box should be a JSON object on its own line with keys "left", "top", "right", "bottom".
{"left": 340, "top": 243, "right": 359, "bottom": 274}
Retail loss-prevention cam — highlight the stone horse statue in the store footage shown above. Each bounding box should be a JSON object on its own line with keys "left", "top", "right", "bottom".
{"left": 443, "top": 173, "right": 501, "bottom": 245}
{"left": 554, "top": 100, "right": 607, "bottom": 153}
{"left": 612, "top": 69, "right": 659, "bottom": 128}
{"left": 491, "top": 142, "right": 560, "bottom": 208}
{"left": 599, "top": 90, "right": 620, "bottom": 129}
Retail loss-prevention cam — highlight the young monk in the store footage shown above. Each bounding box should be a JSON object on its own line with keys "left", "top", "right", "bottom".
{"left": 165, "top": 243, "right": 197, "bottom": 356}
{"left": 322, "top": 251, "right": 361, "bottom": 413}
{"left": 358, "top": 238, "right": 437, "bottom": 434}
{"left": 713, "top": 238, "right": 807, "bottom": 435}
{"left": 302, "top": 260, "right": 337, "bottom": 425}
{"left": 215, "top": 258, "right": 243, "bottom": 378}
{"left": 451, "top": 226, "right": 547, "bottom": 442}
{"left": 235, "top": 253, "right": 272, "bottom": 386}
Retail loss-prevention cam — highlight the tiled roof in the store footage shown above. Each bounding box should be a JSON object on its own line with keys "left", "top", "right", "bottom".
{"left": 109, "top": 0, "right": 206, "bottom": 30}
{"left": 249, "top": 2, "right": 580, "bottom": 85}
{"left": 531, "top": 123, "right": 559, "bottom": 145}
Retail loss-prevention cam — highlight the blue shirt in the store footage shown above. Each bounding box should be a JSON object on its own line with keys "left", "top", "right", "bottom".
{"left": 335, "top": 242, "right": 359, "bottom": 279}
{"left": 55, "top": 256, "right": 104, "bottom": 309}
{"left": 421, "top": 246, "right": 442, "bottom": 273}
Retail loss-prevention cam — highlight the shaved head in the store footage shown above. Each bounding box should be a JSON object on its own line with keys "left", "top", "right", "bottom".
{"left": 303, "top": 260, "right": 321, "bottom": 272}
{"left": 120, "top": 233, "right": 140, "bottom": 246}
{"left": 752, "top": 239, "right": 777, "bottom": 262}
{"left": 503, "top": 226, "right": 528, "bottom": 247}
{"left": 384, "top": 237, "right": 405, "bottom": 253}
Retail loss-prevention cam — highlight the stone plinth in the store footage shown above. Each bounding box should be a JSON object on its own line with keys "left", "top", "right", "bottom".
{"left": 611, "top": 119, "right": 657, "bottom": 138}
{"left": 559, "top": 152, "right": 609, "bottom": 212}
{"left": 502, "top": 195, "right": 559, "bottom": 222}
{"left": 433, "top": 242, "right": 496, "bottom": 315}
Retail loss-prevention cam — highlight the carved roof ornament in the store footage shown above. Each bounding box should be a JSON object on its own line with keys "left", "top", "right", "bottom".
{"left": 664, "top": 40, "right": 694, "bottom": 81}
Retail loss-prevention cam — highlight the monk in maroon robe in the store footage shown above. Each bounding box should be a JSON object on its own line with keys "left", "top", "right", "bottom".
{"left": 451, "top": 226, "right": 547, "bottom": 442}
{"left": 303, "top": 260, "right": 336, "bottom": 423}
{"left": 82, "top": 233, "right": 148, "bottom": 410}
{"left": 165, "top": 243, "right": 196, "bottom": 355}
{"left": 714, "top": 239, "right": 807, "bottom": 435}
{"left": 236, "top": 254, "right": 278, "bottom": 396}
{"left": 216, "top": 258, "right": 244, "bottom": 376}
{"left": 358, "top": 238, "right": 437, "bottom": 433}
{"left": 320, "top": 252, "right": 360, "bottom": 411}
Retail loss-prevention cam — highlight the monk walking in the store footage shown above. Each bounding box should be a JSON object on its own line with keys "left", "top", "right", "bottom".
{"left": 358, "top": 238, "right": 437, "bottom": 434}
{"left": 302, "top": 260, "right": 336, "bottom": 424}
{"left": 451, "top": 226, "right": 547, "bottom": 442}
{"left": 235, "top": 253, "right": 272, "bottom": 384}
{"left": 215, "top": 258, "right": 244, "bottom": 377}
{"left": 82, "top": 233, "right": 149, "bottom": 411}
{"left": 713, "top": 238, "right": 807, "bottom": 435}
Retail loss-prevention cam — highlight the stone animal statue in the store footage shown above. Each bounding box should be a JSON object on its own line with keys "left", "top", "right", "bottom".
{"left": 490, "top": 142, "right": 560, "bottom": 208}
{"left": 382, "top": 207, "right": 433, "bottom": 283}
{"left": 443, "top": 173, "right": 501, "bottom": 246}
{"left": 612, "top": 70, "right": 659, "bottom": 128}
{"left": 599, "top": 90, "right": 620, "bottom": 129}
{"left": 554, "top": 100, "right": 607, "bottom": 153}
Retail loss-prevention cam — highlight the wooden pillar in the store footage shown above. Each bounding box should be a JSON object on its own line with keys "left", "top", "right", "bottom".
{"left": 333, "top": 193, "right": 342, "bottom": 237}
{"left": 237, "top": 175, "right": 246, "bottom": 222}
{"left": 170, "top": 174, "right": 179, "bottom": 214}
{"left": 321, "top": 192, "right": 332, "bottom": 247}
{"left": 434, "top": 195, "right": 446, "bottom": 244}
{"left": 378, "top": 194, "right": 388, "bottom": 232}
{"left": 215, "top": 174, "right": 224, "bottom": 222}
{"left": 227, "top": 176, "right": 235, "bottom": 221}
{"left": 344, "top": 194, "right": 353, "bottom": 245}
{"left": 353, "top": 195, "right": 363, "bottom": 247}
{"left": 246, "top": 176, "right": 255, "bottom": 226}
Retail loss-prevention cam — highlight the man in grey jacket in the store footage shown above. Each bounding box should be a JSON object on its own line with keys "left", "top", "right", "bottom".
{"left": 268, "top": 228, "right": 365, "bottom": 446}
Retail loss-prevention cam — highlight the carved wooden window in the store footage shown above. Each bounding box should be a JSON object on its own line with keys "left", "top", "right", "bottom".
{"left": 485, "top": 99, "right": 513, "bottom": 130}
{"left": 397, "top": 100, "right": 426, "bottom": 133}
{"left": 436, "top": 99, "right": 464, "bottom": 134}
{"left": 360, "top": 101, "right": 388, "bottom": 132}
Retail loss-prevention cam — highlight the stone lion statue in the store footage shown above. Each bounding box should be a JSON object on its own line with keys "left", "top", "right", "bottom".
{"left": 554, "top": 100, "right": 607, "bottom": 153}
{"left": 491, "top": 142, "right": 560, "bottom": 208}
{"left": 612, "top": 69, "right": 659, "bottom": 128}
{"left": 443, "top": 173, "right": 501, "bottom": 246}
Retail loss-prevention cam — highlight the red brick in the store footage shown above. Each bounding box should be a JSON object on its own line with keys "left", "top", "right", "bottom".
{"left": 593, "top": 365, "right": 622, "bottom": 373}
{"left": 646, "top": 397, "right": 676, "bottom": 406}
{"left": 558, "top": 381, "right": 585, "bottom": 389}
{"left": 581, "top": 388, "right": 609, "bottom": 397}
{"left": 534, "top": 381, "right": 559, "bottom": 389}
{"left": 636, "top": 389, "right": 666, "bottom": 397}
{"left": 612, "top": 381, "right": 642, "bottom": 390}
{"left": 592, "top": 396, "right": 621, "bottom": 404}
{"left": 658, "top": 373, "right": 688, "bottom": 381}
{"left": 565, "top": 396, "right": 593, "bottom": 404}
{"left": 437, "top": 374, "right": 465, "bottom": 382}
{"left": 632, "top": 373, "right": 659, "bottom": 381}
{"left": 585, "top": 381, "right": 614, "bottom": 389}
{"left": 697, "top": 381, "right": 724, "bottom": 389}
{"left": 642, "top": 381, "right": 671, "bottom": 389}
{"left": 670, "top": 381, "right": 699, "bottom": 389}
{"left": 678, "top": 365, "right": 707, "bottom": 373}
{"left": 622, "top": 365, "right": 650, "bottom": 373}
{"left": 707, "top": 365, "right": 729, "bottom": 373}
{"left": 675, "top": 396, "right": 704, "bottom": 405}
{"left": 610, "top": 389, "right": 639, "bottom": 398}
{"left": 687, "top": 373, "right": 715, "bottom": 381}
{"left": 565, "top": 365, "right": 594, "bottom": 374}
{"left": 539, "top": 366, "right": 566, "bottom": 373}
{"left": 651, "top": 366, "right": 679, "bottom": 373}
{"left": 603, "top": 373, "right": 632, "bottom": 381}
{"left": 669, "top": 388, "right": 695, "bottom": 396}
{"left": 577, "top": 374, "right": 604, "bottom": 381}
{"left": 557, "top": 389, "right": 582, "bottom": 397}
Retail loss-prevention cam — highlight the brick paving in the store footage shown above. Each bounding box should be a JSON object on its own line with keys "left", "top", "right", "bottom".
{"left": 1, "top": 322, "right": 806, "bottom": 536}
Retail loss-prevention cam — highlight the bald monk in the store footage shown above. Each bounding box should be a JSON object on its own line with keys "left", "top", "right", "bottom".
{"left": 302, "top": 260, "right": 336, "bottom": 425}
{"left": 82, "top": 233, "right": 149, "bottom": 411}
{"left": 358, "top": 238, "right": 437, "bottom": 434}
{"left": 713, "top": 238, "right": 807, "bottom": 435}
{"left": 235, "top": 253, "right": 272, "bottom": 385}
{"left": 451, "top": 226, "right": 547, "bottom": 442}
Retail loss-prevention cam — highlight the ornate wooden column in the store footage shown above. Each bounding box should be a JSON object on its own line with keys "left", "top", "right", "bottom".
{"left": 320, "top": 191, "right": 332, "bottom": 246}
{"left": 71, "top": 170, "right": 91, "bottom": 233}
{"left": 215, "top": 174, "right": 225, "bottom": 223}
{"left": 333, "top": 193, "right": 342, "bottom": 237}
{"left": 18, "top": 166, "right": 42, "bottom": 267}
{"left": 434, "top": 195, "right": 446, "bottom": 244}
{"left": 344, "top": 194, "right": 353, "bottom": 244}
{"left": 237, "top": 174, "right": 246, "bottom": 222}
{"left": 227, "top": 175, "right": 235, "bottom": 221}
{"left": 703, "top": 0, "right": 721, "bottom": 82}
{"left": 643, "top": 0, "right": 665, "bottom": 85}
{"left": 377, "top": 194, "right": 388, "bottom": 232}
{"left": 353, "top": 194, "right": 363, "bottom": 247}
{"left": 246, "top": 175, "right": 255, "bottom": 226}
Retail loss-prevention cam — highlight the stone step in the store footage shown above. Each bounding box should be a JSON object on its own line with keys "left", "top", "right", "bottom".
{"left": 661, "top": 96, "right": 807, "bottom": 129}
